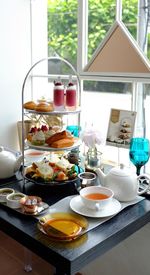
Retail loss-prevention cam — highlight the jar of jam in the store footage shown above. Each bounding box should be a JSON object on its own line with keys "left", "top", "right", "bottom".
{"left": 53, "top": 78, "right": 64, "bottom": 111}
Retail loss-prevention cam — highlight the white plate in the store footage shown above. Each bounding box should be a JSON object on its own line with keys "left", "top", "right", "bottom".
{"left": 26, "top": 138, "right": 81, "bottom": 151}
{"left": 70, "top": 196, "right": 121, "bottom": 218}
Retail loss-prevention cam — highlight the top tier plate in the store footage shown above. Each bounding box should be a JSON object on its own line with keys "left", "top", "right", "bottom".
{"left": 24, "top": 107, "right": 81, "bottom": 116}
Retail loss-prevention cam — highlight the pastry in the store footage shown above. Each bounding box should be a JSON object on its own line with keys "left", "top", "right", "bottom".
{"left": 50, "top": 138, "right": 74, "bottom": 148}
{"left": 27, "top": 126, "right": 38, "bottom": 142}
{"left": 31, "top": 130, "right": 45, "bottom": 145}
{"left": 20, "top": 196, "right": 42, "bottom": 214}
{"left": 46, "top": 130, "right": 72, "bottom": 146}
{"left": 35, "top": 102, "right": 54, "bottom": 112}
{"left": 23, "top": 101, "right": 37, "bottom": 110}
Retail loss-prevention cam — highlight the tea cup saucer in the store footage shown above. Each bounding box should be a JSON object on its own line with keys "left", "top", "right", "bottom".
{"left": 70, "top": 195, "right": 121, "bottom": 218}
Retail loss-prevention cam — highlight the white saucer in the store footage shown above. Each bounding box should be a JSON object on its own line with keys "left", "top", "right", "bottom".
{"left": 70, "top": 196, "right": 122, "bottom": 218}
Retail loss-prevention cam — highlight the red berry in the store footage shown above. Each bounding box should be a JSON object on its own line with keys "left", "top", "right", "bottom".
{"left": 55, "top": 81, "right": 62, "bottom": 86}
{"left": 30, "top": 126, "right": 37, "bottom": 133}
{"left": 41, "top": 125, "right": 48, "bottom": 132}
{"left": 68, "top": 82, "right": 74, "bottom": 86}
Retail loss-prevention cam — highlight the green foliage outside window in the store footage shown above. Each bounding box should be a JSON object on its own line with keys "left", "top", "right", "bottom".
{"left": 48, "top": 0, "right": 138, "bottom": 66}
{"left": 47, "top": 0, "right": 138, "bottom": 93}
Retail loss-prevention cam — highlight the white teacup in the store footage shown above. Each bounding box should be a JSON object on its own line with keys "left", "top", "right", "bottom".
{"left": 80, "top": 186, "right": 114, "bottom": 211}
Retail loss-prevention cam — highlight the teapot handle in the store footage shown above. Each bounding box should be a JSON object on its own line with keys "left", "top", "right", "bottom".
{"left": 137, "top": 174, "right": 150, "bottom": 195}
{"left": 14, "top": 155, "right": 23, "bottom": 173}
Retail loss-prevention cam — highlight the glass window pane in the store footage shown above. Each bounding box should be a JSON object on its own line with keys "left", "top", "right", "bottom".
{"left": 122, "top": 0, "right": 138, "bottom": 39}
{"left": 47, "top": 0, "right": 78, "bottom": 68}
{"left": 143, "top": 83, "right": 150, "bottom": 173}
{"left": 82, "top": 81, "right": 132, "bottom": 165}
{"left": 88, "top": 0, "right": 116, "bottom": 60}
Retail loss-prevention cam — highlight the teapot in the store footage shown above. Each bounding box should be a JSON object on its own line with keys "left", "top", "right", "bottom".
{"left": 0, "top": 146, "right": 23, "bottom": 179}
{"left": 95, "top": 164, "right": 150, "bottom": 201}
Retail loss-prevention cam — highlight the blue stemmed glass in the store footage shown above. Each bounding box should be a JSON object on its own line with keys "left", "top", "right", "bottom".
{"left": 129, "top": 137, "right": 150, "bottom": 176}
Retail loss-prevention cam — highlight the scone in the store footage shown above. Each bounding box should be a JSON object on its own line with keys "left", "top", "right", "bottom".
{"left": 23, "top": 101, "right": 37, "bottom": 110}
{"left": 35, "top": 102, "right": 54, "bottom": 112}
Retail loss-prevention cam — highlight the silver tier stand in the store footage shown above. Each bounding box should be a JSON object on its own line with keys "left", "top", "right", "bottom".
{"left": 21, "top": 56, "right": 81, "bottom": 189}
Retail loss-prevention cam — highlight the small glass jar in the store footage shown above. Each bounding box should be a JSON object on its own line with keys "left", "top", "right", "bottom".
{"left": 53, "top": 78, "right": 64, "bottom": 111}
{"left": 87, "top": 147, "right": 102, "bottom": 169}
{"left": 65, "top": 77, "right": 77, "bottom": 110}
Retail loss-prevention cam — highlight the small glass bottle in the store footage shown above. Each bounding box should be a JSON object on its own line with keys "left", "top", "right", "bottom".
{"left": 53, "top": 77, "right": 64, "bottom": 111}
{"left": 87, "top": 147, "right": 102, "bottom": 169}
{"left": 65, "top": 75, "right": 77, "bottom": 111}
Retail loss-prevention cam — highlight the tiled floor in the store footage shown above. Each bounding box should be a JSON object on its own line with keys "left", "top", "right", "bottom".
{"left": 0, "top": 230, "right": 55, "bottom": 275}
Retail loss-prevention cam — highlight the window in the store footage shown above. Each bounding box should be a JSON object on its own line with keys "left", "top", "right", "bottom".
{"left": 47, "top": 0, "right": 78, "bottom": 68}
{"left": 122, "top": 0, "right": 138, "bottom": 38}
{"left": 47, "top": 1, "right": 150, "bottom": 170}
{"left": 88, "top": 0, "right": 116, "bottom": 60}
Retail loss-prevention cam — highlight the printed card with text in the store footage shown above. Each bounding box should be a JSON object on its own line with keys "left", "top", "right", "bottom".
{"left": 106, "top": 109, "right": 136, "bottom": 149}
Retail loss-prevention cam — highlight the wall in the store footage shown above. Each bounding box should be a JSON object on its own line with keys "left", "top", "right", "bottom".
{"left": 0, "top": 0, "right": 30, "bottom": 150}
{"left": 81, "top": 223, "right": 150, "bottom": 275}
{"left": 0, "top": 0, "right": 47, "bottom": 151}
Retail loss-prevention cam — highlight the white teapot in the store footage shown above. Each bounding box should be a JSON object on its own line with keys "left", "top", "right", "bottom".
{"left": 0, "top": 146, "right": 23, "bottom": 179}
{"left": 95, "top": 164, "right": 150, "bottom": 201}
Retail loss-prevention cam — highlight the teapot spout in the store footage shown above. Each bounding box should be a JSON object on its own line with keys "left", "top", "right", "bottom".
{"left": 14, "top": 155, "right": 23, "bottom": 173}
{"left": 95, "top": 167, "right": 106, "bottom": 186}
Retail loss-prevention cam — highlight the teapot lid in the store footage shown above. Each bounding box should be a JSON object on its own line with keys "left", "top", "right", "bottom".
{"left": 0, "top": 146, "right": 4, "bottom": 153}
{"left": 0, "top": 146, "right": 9, "bottom": 155}
{"left": 0, "top": 146, "right": 15, "bottom": 159}
{"left": 110, "top": 164, "right": 131, "bottom": 177}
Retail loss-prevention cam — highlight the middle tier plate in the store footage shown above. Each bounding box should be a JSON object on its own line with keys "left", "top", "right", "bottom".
{"left": 26, "top": 138, "right": 81, "bottom": 151}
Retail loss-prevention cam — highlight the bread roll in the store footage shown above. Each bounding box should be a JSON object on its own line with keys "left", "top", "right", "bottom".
{"left": 23, "top": 101, "right": 37, "bottom": 110}
{"left": 35, "top": 102, "right": 54, "bottom": 112}
{"left": 46, "top": 130, "right": 72, "bottom": 145}
{"left": 50, "top": 138, "right": 74, "bottom": 148}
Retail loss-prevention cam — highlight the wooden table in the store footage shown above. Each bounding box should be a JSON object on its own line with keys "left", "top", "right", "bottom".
{"left": 0, "top": 178, "right": 150, "bottom": 275}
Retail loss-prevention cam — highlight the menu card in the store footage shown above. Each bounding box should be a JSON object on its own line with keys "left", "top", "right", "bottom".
{"left": 106, "top": 108, "right": 136, "bottom": 149}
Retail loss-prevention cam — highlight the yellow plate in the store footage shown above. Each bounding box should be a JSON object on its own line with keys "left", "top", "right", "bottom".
{"left": 38, "top": 212, "right": 88, "bottom": 241}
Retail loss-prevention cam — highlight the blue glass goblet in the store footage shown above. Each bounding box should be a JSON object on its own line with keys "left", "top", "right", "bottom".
{"left": 129, "top": 137, "right": 150, "bottom": 176}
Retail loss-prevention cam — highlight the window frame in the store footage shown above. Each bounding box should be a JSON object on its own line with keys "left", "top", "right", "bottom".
{"left": 77, "top": 0, "right": 150, "bottom": 83}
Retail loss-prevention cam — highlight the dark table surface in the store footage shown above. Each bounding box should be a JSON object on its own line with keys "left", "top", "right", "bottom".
{"left": 1, "top": 174, "right": 150, "bottom": 275}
